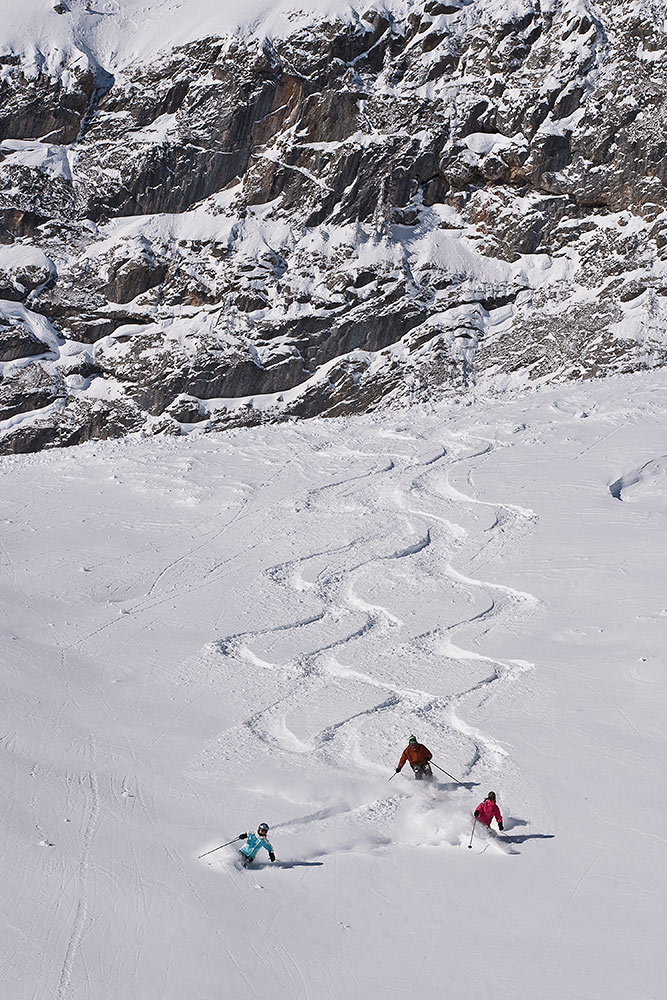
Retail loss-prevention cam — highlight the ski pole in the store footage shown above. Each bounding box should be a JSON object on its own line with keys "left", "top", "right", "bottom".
{"left": 468, "top": 818, "right": 477, "bottom": 849}
{"left": 431, "top": 761, "right": 465, "bottom": 785}
{"left": 388, "top": 771, "right": 399, "bottom": 782}
{"left": 198, "top": 836, "right": 241, "bottom": 860}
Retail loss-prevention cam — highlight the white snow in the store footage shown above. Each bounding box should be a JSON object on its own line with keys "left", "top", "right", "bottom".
{"left": 1, "top": 367, "right": 666, "bottom": 998}
{"left": 463, "top": 132, "right": 523, "bottom": 156}
{"left": 0, "top": 0, "right": 418, "bottom": 76}
{"left": 0, "top": 139, "right": 72, "bottom": 180}
{"left": 0, "top": 242, "right": 56, "bottom": 275}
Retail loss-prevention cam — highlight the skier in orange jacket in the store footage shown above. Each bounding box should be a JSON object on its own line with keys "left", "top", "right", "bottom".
{"left": 396, "top": 735, "right": 433, "bottom": 781}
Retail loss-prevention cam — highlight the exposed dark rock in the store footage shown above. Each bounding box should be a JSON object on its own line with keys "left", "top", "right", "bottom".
{"left": 104, "top": 258, "right": 168, "bottom": 305}
{"left": 146, "top": 414, "right": 183, "bottom": 436}
{"left": 165, "top": 396, "right": 209, "bottom": 423}
{"left": 0, "top": 395, "right": 144, "bottom": 454}
{"left": 0, "top": 364, "right": 64, "bottom": 421}
{"left": 0, "top": 322, "right": 49, "bottom": 361}
{"left": 0, "top": 254, "right": 55, "bottom": 301}
{"left": 0, "top": 208, "right": 51, "bottom": 243}
{"left": 95, "top": 328, "right": 309, "bottom": 414}
{"left": 0, "top": 67, "right": 97, "bottom": 143}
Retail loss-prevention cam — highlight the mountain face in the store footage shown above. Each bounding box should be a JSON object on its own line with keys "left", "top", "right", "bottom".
{"left": 0, "top": 0, "right": 666, "bottom": 453}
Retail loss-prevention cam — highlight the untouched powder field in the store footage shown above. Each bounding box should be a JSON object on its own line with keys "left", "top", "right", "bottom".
{"left": 1, "top": 369, "right": 666, "bottom": 999}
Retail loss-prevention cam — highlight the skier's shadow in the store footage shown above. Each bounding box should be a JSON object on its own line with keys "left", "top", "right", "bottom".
{"left": 503, "top": 833, "right": 555, "bottom": 844}
{"left": 435, "top": 780, "right": 479, "bottom": 792}
{"left": 271, "top": 860, "right": 324, "bottom": 869}
{"left": 502, "top": 817, "right": 555, "bottom": 845}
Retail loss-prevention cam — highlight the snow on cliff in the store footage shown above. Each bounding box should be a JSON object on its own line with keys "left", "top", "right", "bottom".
{"left": 1, "top": 0, "right": 666, "bottom": 454}
{"left": 0, "top": 0, "right": 416, "bottom": 74}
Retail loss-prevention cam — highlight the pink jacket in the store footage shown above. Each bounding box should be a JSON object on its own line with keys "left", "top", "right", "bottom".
{"left": 474, "top": 798, "right": 502, "bottom": 828}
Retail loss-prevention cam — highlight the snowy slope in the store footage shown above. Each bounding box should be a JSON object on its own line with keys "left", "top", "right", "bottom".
{"left": 1, "top": 368, "right": 666, "bottom": 998}
{"left": 0, "top": 0, "right": 413, "bottom": 72}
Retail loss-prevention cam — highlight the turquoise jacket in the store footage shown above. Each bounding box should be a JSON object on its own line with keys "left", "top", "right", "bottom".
{"left": 239, "top": 831, "right": 274, "bottom": 860}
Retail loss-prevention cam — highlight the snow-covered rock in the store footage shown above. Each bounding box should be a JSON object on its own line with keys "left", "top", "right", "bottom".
{"left": 0, "top": 0, "right": 666, "bottom": 451}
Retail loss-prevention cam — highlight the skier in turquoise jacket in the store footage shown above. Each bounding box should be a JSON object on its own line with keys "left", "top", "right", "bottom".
{"left": 238, "top": 823, "right": 275, "bottom": 867}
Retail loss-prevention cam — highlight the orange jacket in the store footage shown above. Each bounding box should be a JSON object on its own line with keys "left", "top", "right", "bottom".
{"left": 397, "top": 742, "right": 432, "bottom": 770}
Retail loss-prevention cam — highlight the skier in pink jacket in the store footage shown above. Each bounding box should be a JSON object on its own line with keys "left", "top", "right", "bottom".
{"left": 474, "top": 791, "right": 504, "bottom": 831}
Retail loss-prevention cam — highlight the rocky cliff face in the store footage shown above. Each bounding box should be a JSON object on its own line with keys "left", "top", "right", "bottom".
{"left": 1, "top": 0, "right": 666, "bottom": 453}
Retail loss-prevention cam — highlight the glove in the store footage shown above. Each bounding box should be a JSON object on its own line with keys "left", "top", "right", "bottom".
{"left": 269, "top": 852, "right": 275, "bottom": 862}
{"left": 474, "top": 810, "right": 479, "bottom": 818}
{"left": 498, "top": 823, "right": 504, "bottom": 831}
{"left": 395, "top": 767, "right": 401, "bottom": 773}
{"left": 238, "top": 833, "right": 248, "bottom": 839}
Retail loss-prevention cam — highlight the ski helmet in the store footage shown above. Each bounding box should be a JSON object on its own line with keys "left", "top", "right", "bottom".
{"left": 408, "top": 735, "right": 417, "bottom": 744}
{"left": 257, "top": 822, "right": 269, "bottom": 833}
{"left": 487, "top": 791, "right": 496, "bottom": 802}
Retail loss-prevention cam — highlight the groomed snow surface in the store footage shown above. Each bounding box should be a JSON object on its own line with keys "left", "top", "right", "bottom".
{"left": 2, "top": 369, "right": 666, "bottom": 999}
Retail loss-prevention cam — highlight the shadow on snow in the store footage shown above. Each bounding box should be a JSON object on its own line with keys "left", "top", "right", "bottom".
{"left": 498, "top": 817, "right": 555, "bottom": 847}
{"left": 265, "top": 860, "right": 324, "bottom": 869}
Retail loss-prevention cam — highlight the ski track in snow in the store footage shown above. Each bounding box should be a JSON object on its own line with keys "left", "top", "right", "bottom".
{"left": 193, "top": 425, "right": 539, "bottom": 848}
{"left": 56, "top": 771, "right": 100, "bottom": 1000}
